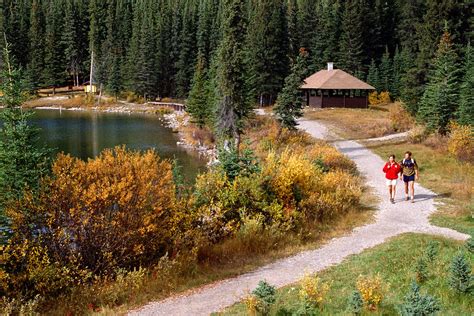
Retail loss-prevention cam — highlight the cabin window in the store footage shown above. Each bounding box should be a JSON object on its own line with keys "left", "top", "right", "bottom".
{"left": 316, "top": 90, "right": 321, "bottom": 96}
{"left": 310, "top": 90, "right": 317, "bottom": 96}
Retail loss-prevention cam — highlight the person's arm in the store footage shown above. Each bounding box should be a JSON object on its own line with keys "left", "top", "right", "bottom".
{"left": 414, "top": 160, "right": 419, "bottom": 180}
{"left": 399, "top": 161, "right": 404, "bottom": 179}
{"left": 383, "top": 163, "right": 388, "bottom": 173}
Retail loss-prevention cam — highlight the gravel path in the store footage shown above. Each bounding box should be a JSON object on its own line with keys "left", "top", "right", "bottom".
{"left": 129, "top": 119, "right": 469, "bottom": 316}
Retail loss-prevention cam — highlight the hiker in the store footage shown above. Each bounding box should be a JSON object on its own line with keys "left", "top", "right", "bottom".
{"left": 400, "top": 151, "right": 419, "bottom": 203}
{"left": 383, "top": 154, "right": 401, "bottom": 204}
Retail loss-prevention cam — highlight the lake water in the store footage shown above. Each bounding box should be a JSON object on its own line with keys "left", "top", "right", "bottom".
{"left": 27, "top": 109, "right": 207, "bottom": 180}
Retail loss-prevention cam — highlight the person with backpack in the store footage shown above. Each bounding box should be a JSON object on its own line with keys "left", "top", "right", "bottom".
{"left": 383, "top": 154, "right": 401, "bottom": 204}
{"left": 400, "top": 151, "right": 419, "bottom": 203}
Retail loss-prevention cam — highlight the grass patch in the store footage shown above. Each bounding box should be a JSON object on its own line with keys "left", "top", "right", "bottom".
{"left": 219, "top": 233, "right": 473, "bottom": 315}
{"left": 303, "top": 102, "right": 413, "bottom": 140}
{"left": 368, "top": 142, "right": 473, "bottom": 236}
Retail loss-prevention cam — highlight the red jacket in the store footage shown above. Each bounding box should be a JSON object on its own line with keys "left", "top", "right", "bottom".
{"left": 383, "top": 162, "right": 401, "bottom": 180}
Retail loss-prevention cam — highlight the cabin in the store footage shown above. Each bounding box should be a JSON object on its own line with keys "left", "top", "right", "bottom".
{"left": 300, "top": 63, "right": 375, "bottom": 108}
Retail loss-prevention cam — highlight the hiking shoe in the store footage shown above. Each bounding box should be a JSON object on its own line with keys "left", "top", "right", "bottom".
{"left": 411, "top": 199, "right": 415, "bottom": 203}
{"left": 391, "top": 199, "right": 395, "bottom": 204}
{"left": 406, "top": 196, "right": 410, "bottom": 201}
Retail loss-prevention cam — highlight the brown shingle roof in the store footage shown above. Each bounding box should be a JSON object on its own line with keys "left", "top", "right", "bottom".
{"left": 300, "top": 69, "right": 375, "bottom": 90}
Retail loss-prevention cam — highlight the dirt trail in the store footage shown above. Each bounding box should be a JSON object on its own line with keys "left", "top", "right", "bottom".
{"left": 129, "top": 119, "right": 469, "bottom": 316}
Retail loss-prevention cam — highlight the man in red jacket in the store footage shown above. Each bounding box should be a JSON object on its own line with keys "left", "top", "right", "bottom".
{"left": 383, "top": 154, "right": 401, "bottom": 204}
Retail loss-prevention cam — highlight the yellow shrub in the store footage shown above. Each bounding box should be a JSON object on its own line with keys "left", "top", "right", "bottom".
{"left": 262, "top": 149, "right": 322, "bottom": 215}
{"left": 356, "top": 274, "right": 387, "bottom": 311}
{"left": 299, "top": 274, "right": 330, "bottom": 307}
{"left": 244, "top": 294, "right": 259, "bottom": 316}
{"left": 448, "top": 122, "right": 474, "bottom": 163}
{"left": 369, "top": 91, "right": 391, "bottom": 105}
{"left": 6, "top": 146, "right": 177, "bottom": 276}
{"left": 389, "top": 102, "right": 414, "bottom": 132}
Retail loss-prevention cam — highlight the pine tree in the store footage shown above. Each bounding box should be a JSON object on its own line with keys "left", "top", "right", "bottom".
{"left": 379, "top": 47, "right": 393, "bottom": 93}
{"left": 215, "top": 0, "right": 250, "bottom": 149}
{"left": 187, "top": 55, "right": 211, "bottom": 128}
{"left": 43, "top": 0, "right": 65, "bottom": 94}
{"left": 338, "top": 0, "right": 364, "bottom": 74}
{"left": 27, "top": 0, "right": 46, "bottom": 91}
{"left": 287, "top": 0, "right": 300, "bottom": 61}
{"left": 418, "top": 28, "right": 461, "bottom": 134}
{"left": 245, "top": 0, "right": 289, "bottom": 106}
{"left": 367, "top": 59, "right": 380, "bottom": 92}
{"left": 399, "top": 282, "right": 441, "bottom": 316}
{"left": 457, "top": 43, "right": 474, "bottom": 125}
{"left": 0, "top": 41, "right": 50, "bottom": 230}
{"left": 274, "top": 48, "right": 309, "bottom": 130}
{"left": 88, "top": 0, "right": 108, "bottom": 86}
{"left": 448, "top": 252, "right": 472, "bottom": 293}
{"left": 391, "top": 46, "right": 403, "bottom": 99}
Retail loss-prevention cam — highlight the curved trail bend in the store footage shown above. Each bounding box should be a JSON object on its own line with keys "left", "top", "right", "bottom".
{"left": 129, "top": 119, "right": 469, "bottom": 316}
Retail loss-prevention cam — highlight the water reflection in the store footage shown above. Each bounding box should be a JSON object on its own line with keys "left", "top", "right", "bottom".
{"left": 25, "top": 109, "right": 206, "bottom": 180}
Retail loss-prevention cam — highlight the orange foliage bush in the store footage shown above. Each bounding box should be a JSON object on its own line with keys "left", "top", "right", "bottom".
{"left": 3, "top": 147, "right": 178, "bottom": 287}
{"left": 448, "top": 122, "right": 474, "bottom": 163}
{"left": 389, "top": 102, "right": 415, "bottom": 132}
{"left": 369, "top": 91, "right": 391, "bottom": 105}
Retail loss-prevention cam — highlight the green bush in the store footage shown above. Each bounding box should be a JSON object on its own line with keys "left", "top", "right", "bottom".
{"left": 252, "top": 280, "right": 276, "bottom": 315}
{"left": 448, "top": 252, "right": 472, "bottom": 293}
{"left": 217, "top": 143, "right": 260, "bottom": 180}
{"left": 466, "top": 237, "right": 474, "bottom": 254}
{"left": 415, "top": 257, "right": 429, "bottom": 283}
{"left": 347, "top": 290, "right": 363, "bottom": 315}
{"left": 398, "top": 282, "right": 440, "bottom": 316}
{"left": 425, "top": 241, "right": 440, "bottom": 262}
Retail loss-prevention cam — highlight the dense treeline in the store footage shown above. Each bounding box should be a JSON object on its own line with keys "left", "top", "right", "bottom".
{"left": 1, "top": 1, "right": 472, "bottom": 103}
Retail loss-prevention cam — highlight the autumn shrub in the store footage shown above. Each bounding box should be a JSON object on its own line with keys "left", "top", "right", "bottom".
{"left": 408, "top": 125, "right": 429, "bottom": 144}
{"left": 369, "top": 91, "right": 391, "bottom": 105}
{"left": 389, "top": 102, "right": 415, "bottom": 132}
{"left": 1, "top": 146, "right": 183, "bottom": 301}
{"left": 356, "top": 274, "right": 387, "bottom": 311}
{"left": 447, "top": 123, "right": 474, "bottom": 163}
{"left": 299, "top": 274, "right": 330, "bottom": 308}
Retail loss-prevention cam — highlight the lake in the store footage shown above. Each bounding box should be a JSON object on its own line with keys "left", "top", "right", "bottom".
{"left": 27, "top": 109, "right": 207, "bottom": 180}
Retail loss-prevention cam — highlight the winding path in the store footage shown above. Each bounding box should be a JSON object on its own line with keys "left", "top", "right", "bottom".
{"left": 129, "top": 119, "right": 469, "bottom": 316}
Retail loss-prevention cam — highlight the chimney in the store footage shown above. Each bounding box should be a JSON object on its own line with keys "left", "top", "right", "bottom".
{"left": 327, "top": 62, "right": 334, "bottom": 71}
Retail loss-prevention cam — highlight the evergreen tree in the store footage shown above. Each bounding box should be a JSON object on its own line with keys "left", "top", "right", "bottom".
{"left": 43, "top": 0, "right": 65, "bottom": 94}
{"left": 215, "top": 0, "right": 250, "bottom": 149}
{"left": 448, "top": 252, "right": 472, "bottom": 293}
{"left": 338, "top": 0, "right": 364, "bottom": 74}
{"left": 62, "top": 0, "right": 87, "bottom": 87}
{"left": 379, "top": 47, "right": 393, "bottom": 93}
{"left": 367, "top": 59, "right": 380, "bottom": 92}
{"left": 0, "top": 41, "right": 50, "bottom": 237}
{"left": 287, "top": 0, "right": 300, "bottom": 61}
{"left": 274, "top": 48, "right": 309, "bottom": 130}
{"left": 187, "top": 55, "right": 211, "bottom": 128}
{"left": 322, "top": 0, "right": 342, "bottom": 64}
{"left": 457, "top": 43, "right": 474, "bottom": 125}
{"left": 245, "top": 0, "right": 289, "bottom": 106}
{"left": 418, "top": 28, "right": 461, "bottom": 134}
{"left": 88, "top": 0, "right": 108, "bottom": 87}
{"left": 391, "top": 46, "right": 403, "bottom": 99}
{"left": 27, "top": 0, "right": 45, "bottom": 91}
{"left": 398, "top": 282, "right": 441, "bottom": 315}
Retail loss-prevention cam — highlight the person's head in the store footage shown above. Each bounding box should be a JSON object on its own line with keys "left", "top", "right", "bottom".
{"left": 389, "top": 154, "right": 395, "bottom": 163}
{"left": 405, "top": 151, "right": 412, "bottom": 159}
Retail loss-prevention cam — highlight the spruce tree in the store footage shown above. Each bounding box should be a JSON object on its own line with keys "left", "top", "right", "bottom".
{"left": 245, "top": 0, "right": 289, "bottom": 106}
{"left": 338, "top": 0, "right": 364, "bottom": 74}
{"left": 0, "top": 41, "right": 50, "bottom": 239}
{"left": 391, "top": 46, "right": 404, "bottom": 99}
{"left": 43, "top": 0, "right": 65, "bottom": 94}
{"left": 215, "top": 0, "right": 249, "bottom": 149}
{"left": 274, "top": 48, "right": 309, "bottom": 130}
{"left": 27, "top": 0, "right": 45, "bottom": 91}
{"left": 367, "top": 59, "right": 380, "bottom": 92}
{"left": 418, "top": 29, "right": 461, "bottom": 134}
{"left": 187, "top": 55, "right": 211, "bottom": 128}
{"left": 287, "top": 0, "right": 300, "bottom": 61}
{"left": 379, "top": 47, "right": 393, "bottom": 93}
{"left": 457, "top": 43, "right": 474, "bottom": 125}
{"left": 448, "top": 252, "right": 472, "bottom": 293}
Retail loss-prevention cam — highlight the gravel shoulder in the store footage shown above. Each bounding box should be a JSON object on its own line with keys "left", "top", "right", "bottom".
{"left": 129, "top": 119, "right": 469, "bottom": 316}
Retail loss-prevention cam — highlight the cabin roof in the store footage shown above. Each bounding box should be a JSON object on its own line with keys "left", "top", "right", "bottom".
{"left": 301, "top": 69, "right": 375, "bottom": 90}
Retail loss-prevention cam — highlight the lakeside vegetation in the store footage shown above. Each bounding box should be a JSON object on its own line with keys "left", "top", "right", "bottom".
{"left": 0, "top": 0, "right": 472, "bottom": 314}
